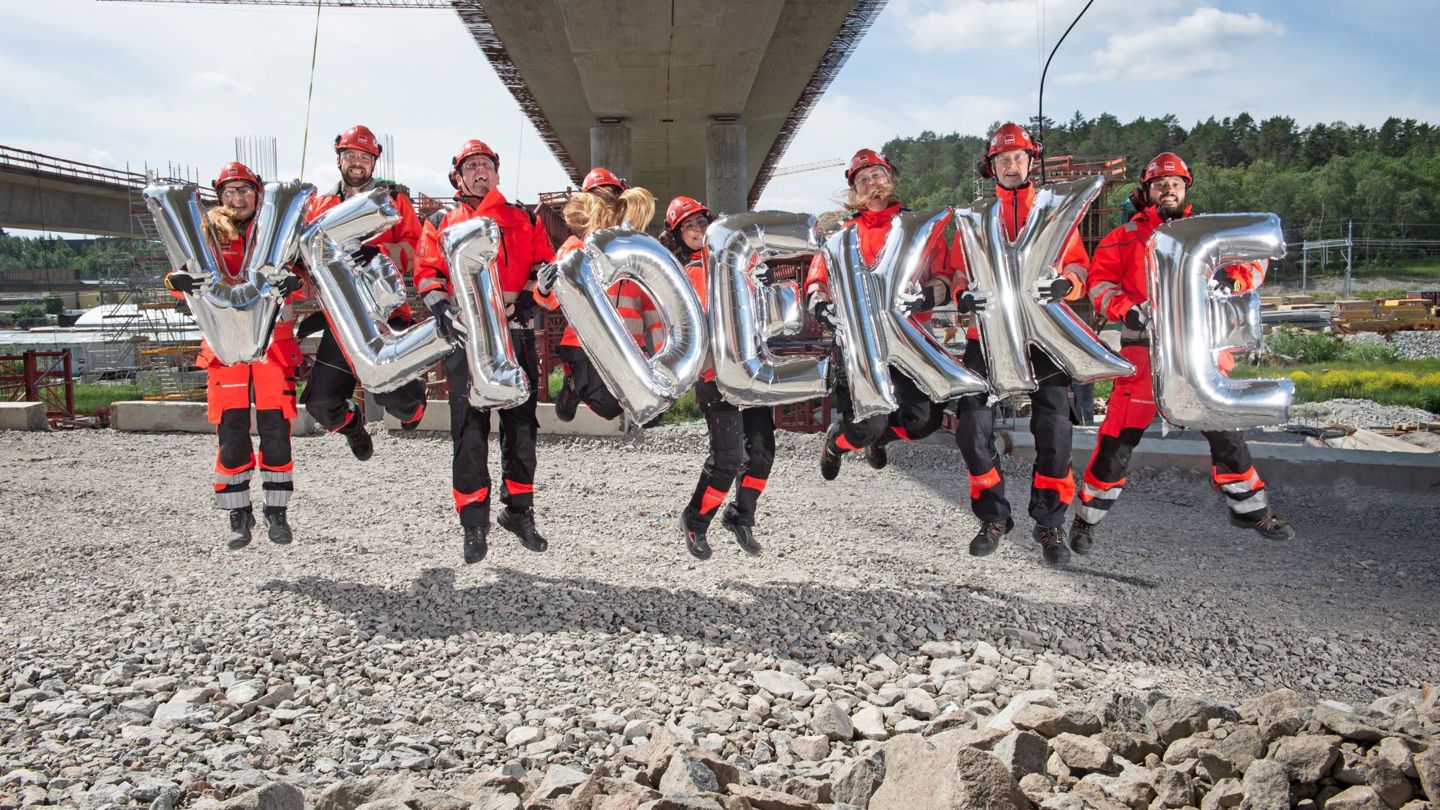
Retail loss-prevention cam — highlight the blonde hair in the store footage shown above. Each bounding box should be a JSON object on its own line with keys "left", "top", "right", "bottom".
{"left": 563, "top": 186, "right": 656, "bottom": 237}
{"left": 841, "top": 168, "right": 900, "bottom": 211}
{"left": 206, "top": 205, "right": 241, "bottom": 246}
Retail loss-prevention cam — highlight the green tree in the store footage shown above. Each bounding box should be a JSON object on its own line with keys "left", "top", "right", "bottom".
{"left": 43, "top": 294, "right": 64, "bottom": 316}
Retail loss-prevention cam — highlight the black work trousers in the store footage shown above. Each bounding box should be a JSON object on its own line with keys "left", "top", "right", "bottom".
{"left": 953, "top": 339, "right": 1076, "bottom": 529}
{"left": 446, "top": 330, "right": 540, "bottom": 528}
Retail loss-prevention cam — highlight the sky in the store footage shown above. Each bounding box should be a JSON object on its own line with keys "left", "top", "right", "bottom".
{"left": 3, "top": 0, "right": 1439, "bottom": 234}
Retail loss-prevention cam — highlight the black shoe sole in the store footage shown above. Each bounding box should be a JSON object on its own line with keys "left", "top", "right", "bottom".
{"left": 498, "top": 512, "right": 548, "bottom": 552}
{"left": 686, "top": 533, "right": 712, "bottom": 560}
{"left": 969, "top": 540, "right": 998, "bottom": 557}
{"left": 1041, "top": 549, "right": 1072, "bottom": 566}
{"left": 722, "top": 519, "right": 762, "bottom": 556}
{"left": 1228, "top": 513, "right": 1296, "bottom": 541}
{"left": 866, "top": 448, "right": 888, "bottom": 470}
{"left": 226, "top": 537, "right": 251, "bottom": 550}
{"left": 269, "top": 532, "right": 292, "bottom": 545}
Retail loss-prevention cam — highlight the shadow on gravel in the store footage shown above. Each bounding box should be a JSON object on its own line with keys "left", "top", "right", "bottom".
{"left": 261, "top": 566, "right": 1165, "bottom": 669}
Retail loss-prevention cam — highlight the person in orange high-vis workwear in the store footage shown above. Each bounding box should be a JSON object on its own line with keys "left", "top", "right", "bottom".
{"left": 299, "top": 124, "right": 428, "bottom": 462}
{"left": 533, "top": 168, "right": 662, "bottom": 424}
{"left": 806, "top": 149, "right": 955, "bottom": 481}
{"left": 661, "top": 196, "right": 774, "bottom": 560}
{"left": 950, "top": 123, "right": 1090, "bottom": 566}
{"left": 1072, "top": 152, "right": 1295, "bottom": 553}
{"left": 164, "top": 162, "right": 306, "bottom": 549}
{"left": 414, "top": 139, "right": 557, "bottom": 565}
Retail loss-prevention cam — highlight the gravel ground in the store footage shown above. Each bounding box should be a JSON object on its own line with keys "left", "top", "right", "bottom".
{"left": 1290, "top": 398, "right": 1438, "bottom": 429}
{"left": 1341, "top": 330, "right": 1440, "bottom": 361}
{"left": 1, "top": 427, "right": 1437, "bottom": 805}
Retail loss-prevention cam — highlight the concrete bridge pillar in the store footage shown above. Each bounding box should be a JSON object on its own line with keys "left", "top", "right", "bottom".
{"left": 706, "top": 120, "right": 747, "bottom": 217}
{"left": 588, "top": 121, "right": 633, "bottom": 186}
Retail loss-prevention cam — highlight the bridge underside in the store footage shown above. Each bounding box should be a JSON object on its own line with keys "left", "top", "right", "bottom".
{"left": 0, "top": 172, "right": 137, "bottom": 238}
{"left": 459, "top": 0, "right": 884, "bottom": 215}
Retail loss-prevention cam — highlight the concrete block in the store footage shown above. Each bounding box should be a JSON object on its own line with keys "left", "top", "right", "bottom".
{"left": 0, "top": 402, "right": 49, "bottom": 431}
{"left": 382, "top": 400, "right": 628, "bottom": 436}
{"left": 109, "top": 401, "right": 314, "bottom": 435}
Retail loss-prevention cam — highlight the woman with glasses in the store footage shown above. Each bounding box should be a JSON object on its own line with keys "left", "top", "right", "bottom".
{"left": 661, "top": 196, "right": 772, "bottom": 560}
{"left": 163, "top": 162, "right": 306, "bottom": 549}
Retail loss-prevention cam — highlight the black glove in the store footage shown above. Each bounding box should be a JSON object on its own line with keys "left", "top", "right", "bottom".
{"left": 428, "top": 296, "right": 463, "bottom": 347}
{"left": 955, "top": 289, "right": 987, "bottom": 315}
{"left": 535, "top": 263, "right": 559, "bottom": 297}
{"left": 351, "top": 245, "right": 380, "bottom": 265}
{"left": 1124, "top": 305, "right": 1149, "bottom": 331}
{"left": 810, "top": 298, "right": 838, "bottom": 329}
{"left": 273, "top": 273, "right": 303, "bottom": 297}
{"left": 1047, "top": 276, "right": 1074, "bottom": 303}
{"left": 165, "top": 273, "right": 198, "bottom": 294}
{"left": 509, "top": 294, "right": 536, "bottom": 326}
{"left": 903, "top": 285, "right": 938, "bottom": 315}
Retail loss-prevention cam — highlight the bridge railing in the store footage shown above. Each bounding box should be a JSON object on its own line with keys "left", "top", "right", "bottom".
{"left": 0, "top": 145, "right": 152, "bottom": 190}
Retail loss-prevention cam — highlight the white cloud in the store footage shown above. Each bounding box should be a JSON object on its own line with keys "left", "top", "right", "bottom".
{"left": 0, "top": 0, "right": 572, "bottom": 204}
{"left": 187, "top": 71, "right": 256, "bottom": 98}
{"left": 904, "top": 0, "right": 1046, "bottom": 51}
{"left": 1063, "top": 7, "right": 1284, "bottom": 83}
{"left": 898, "top": 0, "right": 1190, "bottom": 55}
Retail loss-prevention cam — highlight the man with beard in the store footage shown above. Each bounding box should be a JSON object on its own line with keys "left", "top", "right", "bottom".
{"left": 805, "top": 149, "right": 954, "bottom": 481}
{"left": 300, "top": 124, "right": 428, "bottom": 460}
{"left": 1073, "top": 152, "right": 1295, "bottom": 551}
{"left": 951, "top": 123, "right": 1089, "bottom": 565}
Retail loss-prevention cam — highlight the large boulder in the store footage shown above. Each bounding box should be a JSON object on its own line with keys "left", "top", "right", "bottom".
{"left": 1146, "top": 697, "right": 1238, "bottom": 744}
{"left": 868, "top": 734, "right": 1028, "bottom": 810}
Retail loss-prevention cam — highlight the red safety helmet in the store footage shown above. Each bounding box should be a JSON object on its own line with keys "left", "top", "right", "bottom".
{"left": 986, "top": 122, "right": 1041, "bottom": 158}
{"left": 1141, "top": 152, "right": 1193, "bottom": 187}
{"left": 582, "top": 167, "right": 627, "bottom": 193}
{"left": 335, "top": 124, "right": 382, "bottom": 157}
{"left": 845, "top": 149, "right": 898, "bottom": 186}
{"left": 665, "top": 196, "right": 710, "bottom": 231}
{"left": 213, "top": 161, "right": 262, "bottom": 193}
{"left": 978, "top": 123, "right": 1043, "bottom": 179}
{"left": 449, "top": 139, "right": 500, "bottom": 189}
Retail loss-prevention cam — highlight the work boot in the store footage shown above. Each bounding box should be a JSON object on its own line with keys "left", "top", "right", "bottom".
{"left": 681, "top": 510, "right": 712, "bottom": 560}
{"left": 554, "top": 374, "right": 579, "bottom": 422}
{"left": 820, "top": 422, "right": 844, "bottom": 481}
{"left": 721, "top": 506, "right": 762, "bottom": 556}
{"left": 1229, "top": 510, "right": 1296, "bottom": 541}
{"left": 1034, "top": 524, "right": 1071, "bottom": 566}
{"left": 866, "top": 438, "right": 890, "bottom": 470}
{"left": 263, "top": 506, "right": 292, "bottom": 545}
{"left": 1069, "top": 515, "right": 1097, "bottom": 555}
{"left": 968, "top": 517, "right": 1012, "bottom": 557}
{"left": 346, "top": 425, "right": 374, "bottom": 461}
{"left": 462, "top": 525, "right": 487, "bottom": 564}
{"left": 400, "top": 402, "right": 426, "bottom": 431}
{"left": 498, "top": 507, "right": 548, "bottom": 552}
{"left": 226, "top": 507, "right": 255, "bottom": 550}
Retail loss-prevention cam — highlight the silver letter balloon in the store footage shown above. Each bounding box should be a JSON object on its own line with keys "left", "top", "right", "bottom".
{"left": 441, "top": 217, "right": 531, "bottom": 410}
{"left": 144, "top": 181, "right": 310, "bottom": 366}
{"left": 952, "top": 177, "right": 1134, "bottom": 395}
{"left": 1146, "top": 213, "right": 1293, "bottom": 430}
{"left": 551, "top": 227, "right": 708, "bottom": 425}
{"left": 705, "top": 211, "right": 829, "bottom": 407}
{"left": 299, "top": 188, "right": 452, "bottom": 393}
